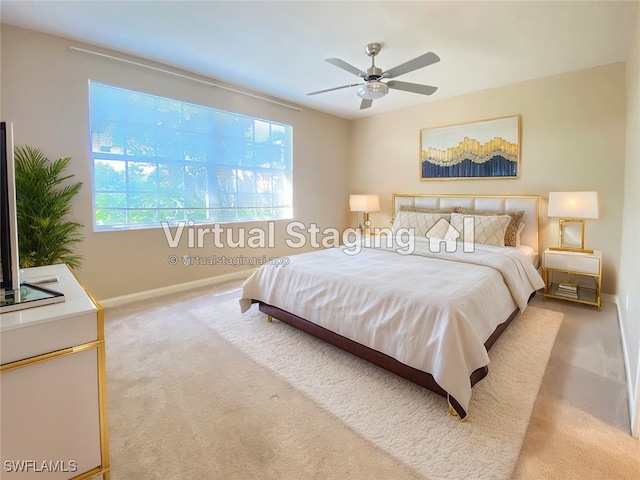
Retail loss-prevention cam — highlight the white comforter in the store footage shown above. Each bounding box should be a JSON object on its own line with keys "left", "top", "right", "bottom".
{"left": 239, "top": 238, "right": 545, "bottom": 416}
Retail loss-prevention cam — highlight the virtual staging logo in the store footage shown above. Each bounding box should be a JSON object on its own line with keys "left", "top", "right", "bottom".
{"left": 161, "top": 217, "right": 480, "bottom": 267}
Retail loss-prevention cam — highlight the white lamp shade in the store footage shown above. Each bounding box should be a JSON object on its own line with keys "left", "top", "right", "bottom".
{"left": 349, "top": 194, "right": 380, "bottom": 212}
{"left": 548, "top": 191, "right": 599, "bottom": 219}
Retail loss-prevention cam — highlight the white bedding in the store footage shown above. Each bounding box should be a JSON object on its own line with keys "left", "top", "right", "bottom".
{"left": 517, "top": 244, "right": 538, "bottom": 268}
{"left": 240, "top": 237, "right": 544, "bottom": 416}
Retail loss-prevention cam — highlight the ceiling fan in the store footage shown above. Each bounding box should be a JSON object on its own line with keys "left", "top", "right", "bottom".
{"left": 307, "top": 43, "right": 440, "bottom": 110}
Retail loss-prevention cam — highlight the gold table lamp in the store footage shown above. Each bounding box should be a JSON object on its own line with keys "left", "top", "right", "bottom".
{"left": 349, "top": 194, "right": 380, "bottom": 235}
{"left": 548, "top": 191, "right": 599, "bottom": 253}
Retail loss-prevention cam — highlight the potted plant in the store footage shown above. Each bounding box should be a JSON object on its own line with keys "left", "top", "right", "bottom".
{"left": 14, "top": 145, "right": 83, "bottom": 269}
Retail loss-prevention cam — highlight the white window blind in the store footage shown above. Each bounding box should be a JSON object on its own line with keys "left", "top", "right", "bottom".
{"left": 89, "top": 82, "right": 292, "bottom": 231}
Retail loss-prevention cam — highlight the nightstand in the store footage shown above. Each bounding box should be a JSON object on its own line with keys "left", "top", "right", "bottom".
{"left": 542, "top": 248, "right": 602, "bottom": 310}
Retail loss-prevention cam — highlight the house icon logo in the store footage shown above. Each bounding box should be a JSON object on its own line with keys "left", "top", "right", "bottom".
{"left": 425, "top": 217, "right": 476, "bottom": 253}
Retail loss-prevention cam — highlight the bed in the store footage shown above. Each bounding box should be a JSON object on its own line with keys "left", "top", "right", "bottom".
{"left": 239, "top": 194, "right": 544, "bottom": 419}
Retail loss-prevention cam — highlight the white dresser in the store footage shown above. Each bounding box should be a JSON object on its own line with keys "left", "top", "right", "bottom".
{"left": 0, "top": 264, "right": 110, "bottom": 479}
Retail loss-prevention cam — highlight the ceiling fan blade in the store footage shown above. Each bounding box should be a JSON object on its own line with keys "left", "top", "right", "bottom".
{"left": 360, "top": 99, "right": 373, "bottom": 110}
{"left": 325, "top": 58, "right": 367, "bottom": 78}
{"left": 307, "top": 83, "right": 362, "bottom": 96}
{"left": 382, "top": 52, "right": 440, "bottom": 79}
{"left": 386, "top": 80, "right": 438, "bottom": 96}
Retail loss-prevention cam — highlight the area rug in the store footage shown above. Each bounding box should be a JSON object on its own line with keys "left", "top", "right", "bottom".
{"left": 191, "top": 300, "right": 563, "bottom": 480}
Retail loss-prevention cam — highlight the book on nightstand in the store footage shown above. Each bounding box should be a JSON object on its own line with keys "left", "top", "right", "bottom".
{"left": 556, "top": 281, "right": 579, "bottom": 299}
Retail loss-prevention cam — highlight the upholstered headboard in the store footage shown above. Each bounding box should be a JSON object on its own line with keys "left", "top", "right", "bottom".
{"left": 391, "top": 194, "right": 541, "bottom": 254}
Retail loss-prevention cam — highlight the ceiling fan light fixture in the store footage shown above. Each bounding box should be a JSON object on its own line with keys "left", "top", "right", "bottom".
{"left": 357, "top": 81, "right": 388, "bottom": 100}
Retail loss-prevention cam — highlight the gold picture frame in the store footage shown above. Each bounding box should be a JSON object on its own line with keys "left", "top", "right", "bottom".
{"left": 548, "top": 219, "right": 594, "bottom": 254}
{"left": 420, "top": 115, "right": 521, "bottom": 180}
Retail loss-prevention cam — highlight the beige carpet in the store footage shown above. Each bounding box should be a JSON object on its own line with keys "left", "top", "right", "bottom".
{"left": 105, "top": 297, "right": 562, "bottom": 479}
{"left": 106, "top": 295, "right": 424, "bottom": 480}
{"left": 191, "top": 301, "right": 562, "bottom": 479}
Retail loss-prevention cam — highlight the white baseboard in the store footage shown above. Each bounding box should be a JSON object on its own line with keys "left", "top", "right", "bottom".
{"left": 633, "top": 364, "right": 640, "bottom": 439}
{"left": 99, "top": 270, "right": 252, "bottom": 309}
{"left": 613, "top": 296, "right": 639, "bottom": 438}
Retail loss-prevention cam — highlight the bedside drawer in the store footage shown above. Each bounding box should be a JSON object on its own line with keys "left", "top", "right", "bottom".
{"left": 544, "top": 252, "right": 600, "bottom": 275}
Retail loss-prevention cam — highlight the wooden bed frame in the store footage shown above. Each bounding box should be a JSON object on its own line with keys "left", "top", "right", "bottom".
{"left": 257, "top": 298, "right": 530, "bottom": 417}
{"left": 254, "top": 194, "right": 542, "bottom": 418}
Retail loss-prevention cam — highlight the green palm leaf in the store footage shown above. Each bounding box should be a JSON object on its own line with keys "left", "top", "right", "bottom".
{"left": 13, "top": 145, "right": 84, "bottom": 269}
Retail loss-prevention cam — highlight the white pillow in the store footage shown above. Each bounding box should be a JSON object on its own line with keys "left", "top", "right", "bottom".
{"left": 392, "top": 211, "right": 451, "bottom": 239}
{"left": 445, "top": 213, "right": 511, "bottom": 247}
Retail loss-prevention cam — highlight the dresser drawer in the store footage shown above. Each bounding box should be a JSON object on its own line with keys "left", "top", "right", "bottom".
{"left": 1, "top": 311, "right": 98, "bottom": 365}
{"left": 544, "top": 252, "right": 600, "bottom": 275}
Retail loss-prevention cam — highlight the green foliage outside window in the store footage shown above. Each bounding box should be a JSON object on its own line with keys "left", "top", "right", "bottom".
{"left": 89, "top": 82, "right": 292, "bottom": 230}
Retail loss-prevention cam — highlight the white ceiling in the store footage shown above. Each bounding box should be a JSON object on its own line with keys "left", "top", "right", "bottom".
{"left": 1, "top": 1, "right": 638, "bottom": 119}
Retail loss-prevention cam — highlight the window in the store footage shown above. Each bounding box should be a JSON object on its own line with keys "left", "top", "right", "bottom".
{"left": 89, "top": 82, "right": 292, "bottom": 231}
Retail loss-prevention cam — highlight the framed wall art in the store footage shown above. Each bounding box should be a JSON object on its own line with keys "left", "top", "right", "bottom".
{"left": 420, "top": 115, "right": 520, "bottom": 180}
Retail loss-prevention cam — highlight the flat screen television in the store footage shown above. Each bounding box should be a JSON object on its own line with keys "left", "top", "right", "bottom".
{"left": 1, "top": 121, "right": 65, "bottom": 313}
{"left": 0, "top": 121, "right": 20, "bottom": 292}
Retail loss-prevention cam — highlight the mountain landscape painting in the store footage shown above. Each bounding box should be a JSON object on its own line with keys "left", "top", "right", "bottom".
{"left": 421, "top": 116, "right": 520, "bottom": 180}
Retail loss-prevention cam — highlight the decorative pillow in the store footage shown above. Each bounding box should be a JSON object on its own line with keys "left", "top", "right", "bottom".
{"left": 445, "top": 213, "right": 512, "bottom": 247}
{"left": 454, "top": 208, "right": 524, "bottom": 247}
{"left": 425, "top": 217, "right": 452, "bottom": 240}
{"left": 516, "top": 222, "right": 525, "bottom": 247}
{"left": 392, "top": 211, "right": 451, "bottom": 239}
{"left": 391, "top": 210, "right": 412, "bottom": 233}
{"left": 399, "top": 206, "right": 456, "bottom": 214}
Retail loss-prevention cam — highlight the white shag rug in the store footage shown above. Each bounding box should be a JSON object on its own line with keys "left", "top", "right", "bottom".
{"left": 191, "top": 300, "right": 563, "bottom": 480}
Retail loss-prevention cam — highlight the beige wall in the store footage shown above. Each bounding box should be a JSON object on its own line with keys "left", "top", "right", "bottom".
{"left": 349, "top": 63, "right": 626, "bottom": 295}
{"left": 619, "top": 5, "right": 640, "bottom": 438}
{"left": 0, "top": 25, "right": 351, "bottom": 300}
